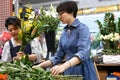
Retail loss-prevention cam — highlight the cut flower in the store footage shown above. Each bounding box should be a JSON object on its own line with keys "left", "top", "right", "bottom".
{"left": 18, "top": 4, "right": 60, "bottom": 52}
{"left": 29, "top": 4, "right": 60, "bottom": 32}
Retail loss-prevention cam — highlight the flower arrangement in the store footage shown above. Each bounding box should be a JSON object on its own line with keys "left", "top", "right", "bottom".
{"left": 18, "top": 12, "right": 45, "bottom": 51}
{"left": 96, "top": 12, "right": 120, "bottom": 54}
{"left": 28, "top": 4, "right": 60, "bottom": 32}
{"left": 34, "top": 5, "right": 60, "bottom": 52}
{"left": 18, "top": 4, "right": 60, "bottom": 52}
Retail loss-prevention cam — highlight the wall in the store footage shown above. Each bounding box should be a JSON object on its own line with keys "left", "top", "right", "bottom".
{"left": 0, "top": 0, "right": 12, "bottom": 34}
{"left": 77, "top": 11, "right": 120, "bottom": 33}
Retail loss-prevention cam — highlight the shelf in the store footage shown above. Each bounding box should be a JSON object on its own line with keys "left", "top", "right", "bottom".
{"left": 96, "top": 63, "right": 120, "bottom": 80}
{"left": 96, "top": 63, "right": 120, "bottom": 66}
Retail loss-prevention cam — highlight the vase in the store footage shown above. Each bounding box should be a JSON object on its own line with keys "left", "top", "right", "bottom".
{"left": 102, "top": 40, "right": 110, "bottom": 49}
{"left": 45, "top": 31, "right": 55, "bottom": 52}
{"left": 102, "top": 40, "right": 119, "bottom": 50}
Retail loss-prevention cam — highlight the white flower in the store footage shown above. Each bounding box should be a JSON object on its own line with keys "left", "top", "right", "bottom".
{"left": 100, "top": 35, "right": 104, "bottom": 39}
{"left": 100, "top": 32, "right": 120, "bottom": 41}
{"left": 29, "top": 11, "right": 35, "bottom": 19}
{"left": 45, "top": 4, "right": 58, "bottom": 18}
{"left": 104, "top": 35, "right": 108, "bottom": 40}
{"left": 113, "top": 33, "right": 120, "bottom": 41}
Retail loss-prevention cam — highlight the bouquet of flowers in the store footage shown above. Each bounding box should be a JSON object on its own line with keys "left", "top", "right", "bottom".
{"left": 38, "top": 4, "right": 60, "bottom": 32}
{"left": 18, "top": 14, "right": 45, "bottom": 51}
{"left": 96, "top": 12, "right": 120, "bottom": 54}
{"left": 18, "top": 4, "right": 60, "bottom": 52}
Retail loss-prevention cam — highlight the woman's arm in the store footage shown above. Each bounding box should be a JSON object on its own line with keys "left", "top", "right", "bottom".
{"left": 32, "top": 60, "right": 53, "bottom": 68}
{"left": 29, "top": 53, "right": 37, "bottom": 61}
{"left": 63, "top": 56, "right": 81, "bottom": 69}
{"left": 50, "top": 56, "right": 81, "bottom": 75}
{"left": 30, "top": 38, "right": 43, "bottom": 63}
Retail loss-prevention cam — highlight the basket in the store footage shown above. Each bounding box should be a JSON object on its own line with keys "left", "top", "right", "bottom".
{"left": 55, "top": 75, "right": 83, "bottom": 80}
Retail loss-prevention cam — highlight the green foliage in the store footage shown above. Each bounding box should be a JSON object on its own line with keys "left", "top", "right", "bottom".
{"left": 38, "top": 7, "right": 60, "bottom": 32}
{"left": 96, "top": 12, "right": 120, "bottom": 35}
{"left": 96, "top": 12, "right": 120, "bottom": 55}
{"left": 118, "top": 18, "right": 120, "bottom": 33}
{"left": 101, "top": 49, "right": 120, "bottom": 55}
{"left": 0, "top": 55, "right": 82, "bottom": 80}
{"left": 0, "top": 55, "right": 55, "bottom": 80}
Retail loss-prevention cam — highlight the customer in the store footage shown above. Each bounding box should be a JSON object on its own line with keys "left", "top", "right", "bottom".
{"left": 1, "top": 16, "right": 43, "bottom": 63}
{"left": 33, "top": 1, "right": 98, "bottom": 80}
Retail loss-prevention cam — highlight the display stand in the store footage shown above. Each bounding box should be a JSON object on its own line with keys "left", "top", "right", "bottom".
{"left": 96, "top": 63, "right": 120, "bottom": 80}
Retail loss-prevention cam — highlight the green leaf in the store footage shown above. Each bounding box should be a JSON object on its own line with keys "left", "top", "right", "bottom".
{"left": 0, "top": 62, "right": 3, "bottom": 67}
{"left": 7, "top": 67, "right": 20, "bottom": 73}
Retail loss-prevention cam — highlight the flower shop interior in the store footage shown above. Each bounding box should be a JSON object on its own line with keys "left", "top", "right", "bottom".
{"left": 1, "top": 0, "right": 120, "bottom": 80}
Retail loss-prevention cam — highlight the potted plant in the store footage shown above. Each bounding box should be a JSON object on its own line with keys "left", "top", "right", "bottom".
{"left": 96, "top": 12, "right": 120, "bottom": 55}
{"left": 96, "top": 12, "right": 120, "bottom": 63}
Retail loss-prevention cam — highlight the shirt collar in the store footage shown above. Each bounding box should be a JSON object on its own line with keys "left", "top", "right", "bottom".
{"left": 64, "top": 19, "right": 80, "bottom": 30}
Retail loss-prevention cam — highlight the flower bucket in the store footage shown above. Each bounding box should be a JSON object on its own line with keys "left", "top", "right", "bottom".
{"left": 102, "top": 40, "right": 119, "bottom": 49}
{"left": 45, "top": 31, "right": 56, "bottom": 52}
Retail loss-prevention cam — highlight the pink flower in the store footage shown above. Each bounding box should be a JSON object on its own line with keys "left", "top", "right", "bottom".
{"left": 0, "top": 31, "right": 12, "bottom": 43}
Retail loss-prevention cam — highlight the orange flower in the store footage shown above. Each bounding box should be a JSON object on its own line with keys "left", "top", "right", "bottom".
{"left": 112, "top": 72, "right": 120, "bottom": 77}
{"left": 0, "top": 74, "right": 8, "bottom": 80}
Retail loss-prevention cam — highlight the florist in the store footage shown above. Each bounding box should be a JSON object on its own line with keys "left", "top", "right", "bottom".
{"left": 1, "top": 16, "right": 43, "bottom": 63}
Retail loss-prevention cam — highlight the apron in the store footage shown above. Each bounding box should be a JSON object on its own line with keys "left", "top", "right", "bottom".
{"left": 9, "top": 40, "right": 31, "bottom": 58}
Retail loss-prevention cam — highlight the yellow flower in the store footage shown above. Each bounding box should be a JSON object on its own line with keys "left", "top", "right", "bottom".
{"left": 23, "top": 21, "right": 33, "bottom": 32}
{"left": 26, "top": 7, "right": 32, "bottom": 13}
{"left": 25, "top": 23, "right": 32, "bottom": 32}
{"left": 23, "top": 21, "right": 28, "bottom": 26}
{"left": 18, "top": 29, "right": 23, "bottom": 39}
{"left": 19, "top": 8, "right": 22, "bottom": 13}
{"left": 17, "top": 5, "right": 59, "bottom": 52}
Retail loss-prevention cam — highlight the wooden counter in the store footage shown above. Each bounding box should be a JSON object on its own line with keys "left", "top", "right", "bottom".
{"left": 96, "top": 63, "right": 120, "bottom": 80}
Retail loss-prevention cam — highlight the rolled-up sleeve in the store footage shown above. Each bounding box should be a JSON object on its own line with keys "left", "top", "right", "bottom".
{"left": 31, "top": 38, "right": 43, "bottom": 63}
{"left": 74, "top": 24, "right": 91, "bottom": 61}
{"left": 50, "top": 34, "right": 65, "bottom": 65}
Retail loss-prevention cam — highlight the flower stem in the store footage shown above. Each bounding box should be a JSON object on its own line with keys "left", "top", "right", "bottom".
{"left": 19, "top": 44, "right": 25, "bottom": 51}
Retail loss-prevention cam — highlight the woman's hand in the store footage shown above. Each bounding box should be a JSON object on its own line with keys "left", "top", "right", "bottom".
{"left": 50, "top": 57, "right": 81, "bottom": 75}
{"left": 50, "top": 65, "right": 65, "bottom": 75}
{"left": 32, "top": 64, "right": 41, "bottom": 68}
{"left": 17, "top": 51, "right": 25, "bottom": 56}
{"left": 13, "top": 51, "right": 25, "bottom": 60}
{"left": 32, "top": 60, "right": 53, "bottom": 69}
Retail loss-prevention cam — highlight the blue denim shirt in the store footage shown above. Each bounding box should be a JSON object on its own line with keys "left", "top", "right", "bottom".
{"left": 50, "top": 19, "right": 98, "bottom": 80}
